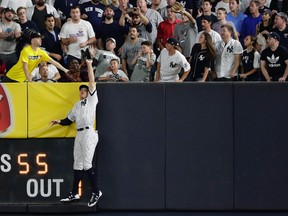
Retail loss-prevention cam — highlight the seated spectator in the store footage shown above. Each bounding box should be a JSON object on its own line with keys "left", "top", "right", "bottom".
{"left": 173, "top": 8, "right": 198, "bottom": 59}
{"left": 260, "top": 32, "right": 288, "bottom": 81}
{"left": 155, "top": 37, "right": 191, "bottom": 82}
{"left": 98, "top": 58, "right": 129, "bottom": 82}
{"left": 240, "top": 35, "right": 261, "bottom": 81}
{"left": 60, "top": 58, "right": 82, "bottom": 82}
{"left": 31, "top": 62, "right": 61, "bottom": 81}
{"left": 130, "top": 40, "right": 156, "bottom": 82}
{"left": 34, "top": 64, "right": 57, "bottom": 82}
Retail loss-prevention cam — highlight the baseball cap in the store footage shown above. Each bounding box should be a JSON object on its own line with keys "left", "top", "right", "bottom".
{"left": 268, "top": 32, "right": 280, "bottom": 41}
{"left": 3, "top": 7, "right": 15, "bottom": 14}
{"left": 202, "top": 15, "right": 212, "bottom": 23}
{"left": 30, "top": 32, "right": 42, "bottom": 40}
{"left": 263, "top": 9, "right": 272, "bottom": 16}
{"left": 166, "top": 37, "right": 179, "bottom": 46}
{"left": 106, "top": 37, "right": 116, "bottom": 43}
{"left": 79, "top": 84, "right": 89, "bottom": 91}
{"left": 276, "top": 12, "right": 288, "bottom": 22}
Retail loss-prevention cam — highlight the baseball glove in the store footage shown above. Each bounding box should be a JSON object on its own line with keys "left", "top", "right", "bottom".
{"left": 171, "top": 2, "right": 184, "bottom": 13}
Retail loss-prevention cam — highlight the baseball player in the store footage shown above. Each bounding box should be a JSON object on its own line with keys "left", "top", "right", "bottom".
{"left": 50, "top": 59, "right": 102, "bottom": 207}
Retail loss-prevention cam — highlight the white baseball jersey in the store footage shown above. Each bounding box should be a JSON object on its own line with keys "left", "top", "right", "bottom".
{"left": 67, "top": 86, "right": 98, "bottom": 170}
{"left": 214, "top": 38, "right": 243, "bottom": 79}
{"left": 157, "top": 48, "right": 191, "bottom": 82}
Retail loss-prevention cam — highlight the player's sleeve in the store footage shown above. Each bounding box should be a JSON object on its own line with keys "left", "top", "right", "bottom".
{"left": 67, "top": 110, "right": 76, "bottom": 122}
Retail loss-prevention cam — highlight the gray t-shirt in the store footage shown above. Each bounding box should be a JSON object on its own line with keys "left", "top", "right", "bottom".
{"left": 121, "top": 38, "right": 146, "bottom": 70}
{"left": 143, "top": 8, "right": 163, "bottom": 44}
{"left": 131, "top": 52, "right": 156, "bottom": 82}
{"left": 173, "top": 22, "right": 198, "bottom": 58}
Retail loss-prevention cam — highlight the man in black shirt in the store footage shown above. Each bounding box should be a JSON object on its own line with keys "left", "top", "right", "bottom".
{"left": 260, "top": 32, "right": 288, "bottom": 81}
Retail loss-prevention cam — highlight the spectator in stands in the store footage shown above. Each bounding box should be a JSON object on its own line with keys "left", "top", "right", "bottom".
{"left": 196, "top": 15, "right": 221, "bottom": 45}
{"left": 98, "top": 58, "right": 129, "bottom": 81}
{"left": 97, "top": 5, "right": 127, "bottom": 54}
{"left": 173, "top": 8, "right": 198, "bottom": 59}
{"left": 80, "top": 0, "right": 106, "bottom": 37}
{"left": 130, "top": 40, "right": 156, "bottom": 82}
{"left": 226, "top": 0, "right": 247, "bottom": 41}
{"left": 260, "top": 32, "right": 288, "bottom": 81}
{"left": 136, "top": 0, "right": 163, "bottom": 44}
{"left": 121, "top": 26, "right": 146, "bottom": 78}
{"left": 269, "top": 0, "right": 288, "bottom": 14}
{"left": 150, "top": 0, "right": 167, "bottom": 12}
{"left": 34, "top": 64, "right": 57, "bottom": 82}
{"left": 187, "top": 32, "right": 216, "bottom": 81}
{"left": 0, "top": 8, "right": 21, "bottom": 71}
{"left": 273, "top": 12, "right": 288, "bottom": 49}
{"left": 54, "top": 0, "right": 80, "bottom": 23}
{"left": 244, "top": 0, "right": 269, "bottom": 16}
{"left": 60, "top": 58, "right": 82, "bottom": 82}
{"left": 93, "top": 38, "right": 121, "bottom": 79}
{"left": 2, "top": 32, "right": 69, "bottom": 82}
{"left": 41, "top": 14, "right": 63, "bottom": 62}
{"left": 32, "top": 62, "right": 61, "bottom": 81}
{"left": 119, "top": 7, "right": 153, "bottom": 47}
{"left": 155, "top": 37, "right": 191, "bottom": 82}
{"left": 157, "top": 6, "right": 181, "bottom": 50}
{"left": 60, "top": 5, "right": 96, "bottom": 66}
{"left": 256, "top": 8, "right": 274, "bottom": 39}
{"left": 16, "top": 6, "right": 39, "bottom": 57}
{"left": 240, "top": 0, "right": 262, "bottom": 40}
{"left": 196, "top": 0, "right": 218, "bottom": 31}
{"left": 0, "top": 0, "right": 33, "bottom": 13}
{"left": 240, "top": 35, "right": 261, "bottom": 81}
{"left": 214, "top": 24, "right": 243, "bottom": 81}
{"left": 26, "top": 0, "right": 61, "bottom": 34}
{"left": 159, "top": 0, "right": 181, "bottom": 20}
{"left": 215, "top": 0, "right": 230, "bottom": 13}
{"left": 212, "top": 7, "right": 238, "bottom": 40}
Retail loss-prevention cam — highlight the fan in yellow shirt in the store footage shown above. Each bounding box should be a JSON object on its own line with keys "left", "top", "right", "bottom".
{"left": 3, "top": 32, "right": 68, "bottom": 82}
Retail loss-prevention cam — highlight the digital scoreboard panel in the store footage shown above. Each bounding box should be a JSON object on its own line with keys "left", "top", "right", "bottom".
{"left": 0, "top": 139, "right": 91, "bottom": 204}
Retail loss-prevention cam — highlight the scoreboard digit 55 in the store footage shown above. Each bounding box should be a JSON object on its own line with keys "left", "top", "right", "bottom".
{"left": 0, "top": 139, "right": 88, "bottom": 204}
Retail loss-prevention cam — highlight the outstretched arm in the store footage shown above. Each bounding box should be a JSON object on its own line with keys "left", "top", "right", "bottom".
{"left": 86, "top": 59, "right": 96, "bottom": 91}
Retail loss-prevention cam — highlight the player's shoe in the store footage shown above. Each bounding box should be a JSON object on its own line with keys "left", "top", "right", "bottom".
{"left": 88, "top": 190, "right": 102, "bottom": 207}
{"left": 60, "top": 192, "right": 80, "bottom": 203}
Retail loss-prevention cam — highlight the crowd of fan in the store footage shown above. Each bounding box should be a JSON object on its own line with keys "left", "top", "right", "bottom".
{"left": 0, "top": 0, "right": 287, "bottom": 82}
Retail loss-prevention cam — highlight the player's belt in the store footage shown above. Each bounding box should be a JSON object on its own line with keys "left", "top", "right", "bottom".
{"left": 77, "top": 126, "right": 90, "bottom": 131}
